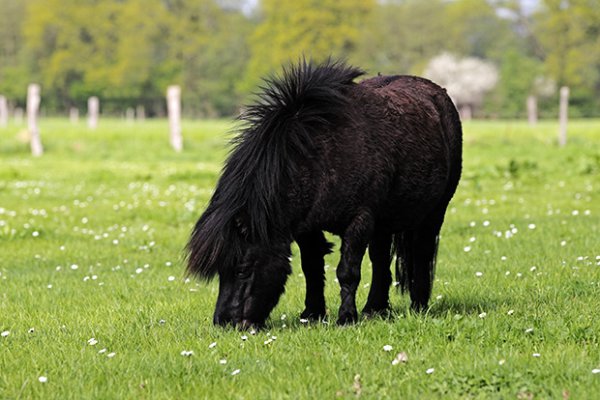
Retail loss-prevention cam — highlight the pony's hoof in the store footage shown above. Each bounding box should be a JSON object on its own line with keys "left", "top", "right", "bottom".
{"left": 336, "top": 312, "right": 358, "bottom": 326}
{"left": 362, "top": 304, "right": 392, "bottom": 319}
{"left": 300, "top": 308, "right": 326, "bottom": 321}
{"left": 410, "top": 301, "right": 429, "bottom": 313}
{"left": 236, "top": 319, "right": 265, "bottom": 331}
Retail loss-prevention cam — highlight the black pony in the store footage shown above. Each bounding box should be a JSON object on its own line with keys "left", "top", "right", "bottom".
{"left": 187, "top": 59, "right": 462, "bottom": 327}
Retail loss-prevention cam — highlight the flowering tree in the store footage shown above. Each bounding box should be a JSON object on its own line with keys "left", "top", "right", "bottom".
{"left": 424, "top": 53, "right": 498, "bottom": 119}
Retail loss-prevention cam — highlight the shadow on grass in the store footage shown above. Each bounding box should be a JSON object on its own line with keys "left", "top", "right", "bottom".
{"left": 258, "top": 298, "right": 507, "bottom": 331}
{"left": 425, "top": 293, "right": 507, "bottom": 317}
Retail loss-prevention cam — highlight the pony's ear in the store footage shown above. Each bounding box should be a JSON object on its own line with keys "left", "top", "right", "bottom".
{"left": 234, "top": 215, "right": 249, "bottom": 239}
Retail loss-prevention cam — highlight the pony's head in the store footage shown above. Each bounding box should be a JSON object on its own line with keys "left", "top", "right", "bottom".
{"left": 187, "top": 209, "right": 291, "bottom": 328}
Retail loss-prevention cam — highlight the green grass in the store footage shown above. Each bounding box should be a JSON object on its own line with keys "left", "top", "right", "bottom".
{"left": 1, "top": 118, "right": 599, "bottom": 399}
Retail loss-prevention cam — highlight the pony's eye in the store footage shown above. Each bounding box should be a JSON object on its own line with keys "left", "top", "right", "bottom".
{"left": 236, "top": 263, "right": 253, "bottom": 278}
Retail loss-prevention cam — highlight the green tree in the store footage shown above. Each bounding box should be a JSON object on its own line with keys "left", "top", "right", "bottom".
{"left": 0, "top": 0, "right": 28, "bottom": 101}
{"left": 23, "top": 0, "right": 122, "bottom": 109}
{"left": 167, "top": 0, "right": 252, "bottom": 116}
{"left": 490, "top": 49, "right": 543, "bottom": 118}
{"left": 445, "top": 0, "right": 515, "bottom": 60}
{"left": 20, "top": 0, "right": 250, "bottom": 115}
{"left": 355, "top": 0, "right": 448, "bottom": 75}
{"left": 534, "top": 0, "right": 600, "bottom": 116}
{"left": 241, "top": 0, "right": 374, "bottom": 94}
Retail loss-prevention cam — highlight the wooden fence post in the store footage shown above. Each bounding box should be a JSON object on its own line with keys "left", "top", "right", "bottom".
{"left": 558, "top": 86, "right": 569, "bottom": 147}
{"left": 126, "top": 107, "right": 135, "bottom": 123}
{"left": 527, "top": 95, "right": 537, "bottom": 126}
{"left": 167, "top": 85, "right": 183, "bottom": 152}
{"left": 0, "top": 95, "right": 7, "bottom": 128}
{"left": 88, "top": 96, "right": 99, "bottom": 129}
{"left": 27, "top": 84, "right": 43, "bottom": 156}
{"left": 69, "top": 107, "right": 79, "bottom": 124}
{"left": 136, "top": 105, "right": 145, "bottom": 121}
{"left": 459, "top": 104, "right": 472, "bottom": 121}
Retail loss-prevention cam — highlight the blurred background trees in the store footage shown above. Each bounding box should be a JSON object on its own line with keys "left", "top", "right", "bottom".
{"left": 0, "top": 0, "right": 599, "bottom": 118}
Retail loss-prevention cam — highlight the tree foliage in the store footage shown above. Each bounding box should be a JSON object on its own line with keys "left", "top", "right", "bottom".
{"left": 241, "top": 0, "right": 374, "bottom": 93}
{"left": 0, "top": 0, "right": 27, "bottom": 99}
{"left": 0, "top": 0, "right": 599, "bottom": 117}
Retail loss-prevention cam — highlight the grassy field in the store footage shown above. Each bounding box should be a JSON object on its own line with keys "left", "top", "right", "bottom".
{"left": 1, "top": 118, "right": 599, "bottom": 399}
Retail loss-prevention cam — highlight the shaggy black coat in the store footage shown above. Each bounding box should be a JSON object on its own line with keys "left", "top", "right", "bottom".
{"left": 187, "top": 59, "right": 462, "bottom": 327}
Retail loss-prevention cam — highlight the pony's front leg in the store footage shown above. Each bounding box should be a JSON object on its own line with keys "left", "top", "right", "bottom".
{"left": 296, "top": 231, "right": 332, "bottom": 320}
{"left": 336, "top": 211, "right": 374, "bottom": 325}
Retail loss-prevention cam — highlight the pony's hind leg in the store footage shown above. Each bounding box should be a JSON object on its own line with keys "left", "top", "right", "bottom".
{"left": 336, "top": 210, "right": 374, "bottom": 325}
{"left": 406, "top": 218, "right": 443, "bottom": 312}
{"left": 362, "top": 233, "right": 393, "bottom": 317}
{"left": 296, "top": 231, "right": 332, "bottom": 320}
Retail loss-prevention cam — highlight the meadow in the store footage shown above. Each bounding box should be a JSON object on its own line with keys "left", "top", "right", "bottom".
{"left": 1, "top": 118, "right": 599, "bottom": 399}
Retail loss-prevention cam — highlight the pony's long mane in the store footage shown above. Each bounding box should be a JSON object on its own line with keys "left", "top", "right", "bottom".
{"left": 186, "top": 59, "right": 365, "bottom": 280}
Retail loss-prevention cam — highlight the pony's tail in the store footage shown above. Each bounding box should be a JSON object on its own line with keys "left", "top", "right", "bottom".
{"left": 186, "top": 207, "right": 235, "bottom": 281}
{"left": 393, "top": 232, "right": 411, "bottom": 294}
{"left": 392, "top": 231, "right": 439, "bottom": 304}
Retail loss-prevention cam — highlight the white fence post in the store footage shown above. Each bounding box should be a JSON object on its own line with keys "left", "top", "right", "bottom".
{"left": 126, "top": 107, "right": 135, "bottom": 124}
{"left": 88, "top": 96, "right": 99, "bottom": 129}
{"left": 0, "top": 95, "right": 7, "bottom": 128}
{"left": 27, "top": 84, "right": 43, "bottom": 156}
{"left": 527, "top": 95, "right": 537, "bottom": 126}
{"left": 69, "top": 107, "right": 79, "bottom": 124}
{"left": 167, "top": 85, "right": 182, "bottom": 152}
{"left": 459, "top": 104, "right": 472, "bottom": 121}
{"left": 558, "top": 86, "right": 569, "bottom": 147}
{"left": 136, "top": 105, "right": 145, "bottom": 121}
